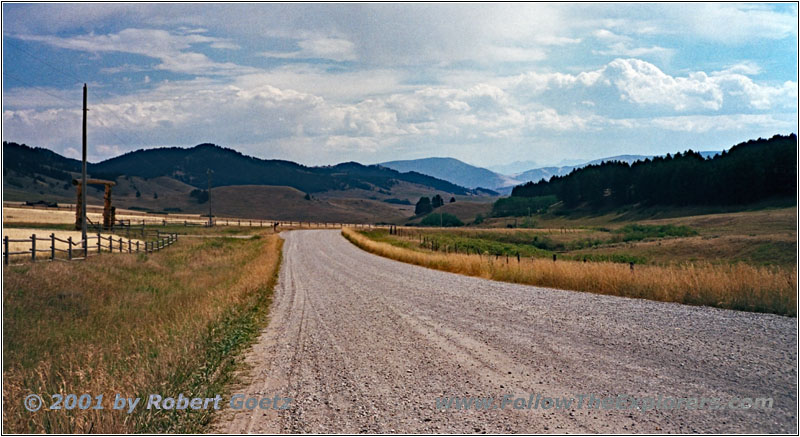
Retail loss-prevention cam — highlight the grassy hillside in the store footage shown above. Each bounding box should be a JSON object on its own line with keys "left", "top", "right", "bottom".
{"left": 441, "top": 207, "right": 796, "bottom": 268}
{"left": 407, "top": 201, "right": 493, "bottom": 225}
{"left": 206, "top": 185, "right": 409, "bottom": 223}
{"left": 344, "top": 210, "right": 796, "bottom": 316}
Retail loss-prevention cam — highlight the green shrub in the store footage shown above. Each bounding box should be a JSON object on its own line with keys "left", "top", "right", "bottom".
{"left": 420, "top": 213, "right": 463, "bottom": 227}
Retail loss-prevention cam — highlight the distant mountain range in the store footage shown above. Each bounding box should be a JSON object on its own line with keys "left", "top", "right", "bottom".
{"left": 379, "top": 157, "right": 513, "bottom": 193}
{"left": 485, "top": 160, "right": 540, "bottom": 175}
{"left": 382, "top": 151, "right": 722, "bottom": 191}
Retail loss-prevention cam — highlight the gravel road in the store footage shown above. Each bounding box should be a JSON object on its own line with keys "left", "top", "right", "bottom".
{"left": 218, "top": 230, "right": 797, "bottom": 433}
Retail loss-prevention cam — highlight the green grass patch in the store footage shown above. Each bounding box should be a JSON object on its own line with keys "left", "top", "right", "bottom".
{"left": 612, "top": 224, "right": 698, "bottom": 241}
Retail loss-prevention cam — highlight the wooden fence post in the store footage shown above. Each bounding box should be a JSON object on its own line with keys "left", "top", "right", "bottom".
{"left": 136, "top": 241, "right": 140, "bottom": 252}
{"left": 31, "top": 234, "right": 36, "bottom": 261}
{"left": 97, "top": 233, "right": 101, "bottom": 254}
{"left": 3, "top": 236, "right": 8, "bottom": 265}
{"left": 119, "top": 237, "right": 123, "bottom": 253}
{"left": 128, "top": 239, "right": 132, "bottom": 253}
{"left": 68, "top": 237, "right": 73, "bottom": 260}
{"left": 51, "top": 233, "right": 56, "bottom": 260}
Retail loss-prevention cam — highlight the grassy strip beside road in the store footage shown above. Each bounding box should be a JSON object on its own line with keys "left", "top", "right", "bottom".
{"left": 3, "top": 231, "right": 283, "bottom": 433}
{"left": 342, "top": 228, "right": 796, "bottom": 316}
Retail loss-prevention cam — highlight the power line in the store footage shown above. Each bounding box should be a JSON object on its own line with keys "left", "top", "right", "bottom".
{"left": 3, "top": 72, "right": 139, "bottom": 151}
{"left": 3, "top": 71, "right": 77, "bottom": 106}
{"left": 5, "top": 39, "right": 150, "bottom": 146}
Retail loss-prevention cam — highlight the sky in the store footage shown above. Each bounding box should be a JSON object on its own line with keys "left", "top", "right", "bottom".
{"left": 2, "top": 3, "right": 798, "bottom": 169}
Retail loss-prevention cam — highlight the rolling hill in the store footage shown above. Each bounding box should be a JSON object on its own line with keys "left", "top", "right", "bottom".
{"left": 91, "top": 143, "right": 479, "bottom": 195}
{"left": 3, "top": 141, "right": 496, "bottom": 222}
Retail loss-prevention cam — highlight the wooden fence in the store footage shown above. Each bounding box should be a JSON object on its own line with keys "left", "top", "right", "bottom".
{"left": 113, "top": 218, "right": 380, "bottom": 230}
{"left": 3, "top": 232, "right": 178, "bottom": 265}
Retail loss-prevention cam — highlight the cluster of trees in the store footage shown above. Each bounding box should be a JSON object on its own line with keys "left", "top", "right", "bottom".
{"left": 190, "top": 189, "right": 209, "bottom": 203}
{"left": 414, "top": 194, "right": 456, "bottom": 215}
{"left": 491, "top": 195, "right": 558, "bottom": 217}
{"left": 511, "top": 134, "right": 796, "bottom": 208}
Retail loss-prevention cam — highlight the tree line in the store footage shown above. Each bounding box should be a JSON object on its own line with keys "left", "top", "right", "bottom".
{"left": 511, "top": 134, "right": 796, "bottom": 208}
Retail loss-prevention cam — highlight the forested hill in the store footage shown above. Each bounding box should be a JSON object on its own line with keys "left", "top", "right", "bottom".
{"left": 3, "top": 141, "right": 479, "bottom": 195}
{"left": 511, "top": 134, "right": 797, "bottom": 207}
{"left": 90, "top": 143, "right": 476, "bottom": 194}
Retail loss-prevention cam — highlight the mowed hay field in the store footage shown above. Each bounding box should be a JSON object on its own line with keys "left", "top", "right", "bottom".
{"left": 3, "top": 231, "right": 282, "bottom": 433}
{"left": 343, "top": 226, "right": 796, "bottom": 316}
{"left": 3, "top": 207, "right": 209, "bottom": 226}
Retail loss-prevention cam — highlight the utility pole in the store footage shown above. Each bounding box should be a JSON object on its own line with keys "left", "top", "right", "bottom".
{"left": 81, "top": 84, "right": 88, "bottom": 248}
{"left": 207, "top": 169, "right": 213, "bottom": 227}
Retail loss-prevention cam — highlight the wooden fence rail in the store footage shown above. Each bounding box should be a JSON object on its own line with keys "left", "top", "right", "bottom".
{"left": 3, "top": 232, "right": 178, "bottom": 266}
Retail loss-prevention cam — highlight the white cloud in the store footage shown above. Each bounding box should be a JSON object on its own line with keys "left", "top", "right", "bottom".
{"left": 646, "top": 113, "right": 796, "bottom": 133}
{"left": 606, "top": 59, "right": 723, "bottom": 111}
{"left": 508, "top": 58, "right": 797, "bottom": 113}
{"left": 261, "top": 37, "right": 356, "bottom": 62}
{"left": 594, "top": 42, "right": 674, "bottom": 59}
{"left": 683, "top": 4, "right": 797, "bottom": 44}
{"left": 18, "top": 28, "right": 256, "bottom": 76}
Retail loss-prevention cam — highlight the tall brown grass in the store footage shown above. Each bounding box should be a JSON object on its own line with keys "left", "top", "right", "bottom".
{"left": 3, "top": 232, "right": 283, "bottom": 433}
{"left": 342, "top": 228, "right": 796, "bottom": 316}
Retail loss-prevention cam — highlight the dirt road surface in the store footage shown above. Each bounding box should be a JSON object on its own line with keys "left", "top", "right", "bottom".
{"left": 218, "top": 230, "right": 797, "bottom": 433}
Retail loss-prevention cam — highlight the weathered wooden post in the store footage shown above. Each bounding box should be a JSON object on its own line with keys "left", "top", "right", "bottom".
{"left": 68, "top": 237, "right": 73, "bottom": 260}
{"left": 51, "top": 233, "right": 56, "bottom": 260}
{"left": 97, "top": 233, "right": 102, "bottom": 254}
{"left": 136, "top": 241, "right": 140, "bottom": 252}
{"left": 31, "top": 234, "right": 36, "bottom": 261}
{"left": 128, "top": 239, "right": 132, "bottom": 253}
{"left": 3, "top": 236, "right": 8, "bottom": 265}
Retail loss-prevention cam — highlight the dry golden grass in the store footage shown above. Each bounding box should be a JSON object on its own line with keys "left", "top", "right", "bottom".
{"left": 3, "top": 207, "right": 211, "bottom": 226}
{"left": 3, "top": 231, "right": 282, "bottom": 433}
{"left": 343, "top": 228, "right": 796, "bottom": 316}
